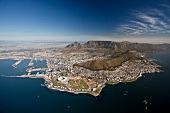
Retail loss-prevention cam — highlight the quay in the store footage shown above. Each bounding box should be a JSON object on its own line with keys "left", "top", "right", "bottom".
{"left": 1, "top": 74, "right": 46, "bottom": 78}
{"left": 26, "top": 68, "right": 47, "bottom": 72}
{"left": 12, "top": 60, "right": 23, "bottom": 67}
{"left": 28, "top": 59, "right": 34, "bottom": 66}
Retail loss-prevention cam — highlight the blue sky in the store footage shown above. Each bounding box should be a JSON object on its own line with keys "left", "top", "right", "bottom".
{"left": 0, "top": 0, "right": 170, "bottom": 43}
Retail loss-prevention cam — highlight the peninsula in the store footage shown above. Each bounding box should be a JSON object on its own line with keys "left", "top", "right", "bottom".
{"left": 1, "top": 41, "right": 169, "bottom": 96}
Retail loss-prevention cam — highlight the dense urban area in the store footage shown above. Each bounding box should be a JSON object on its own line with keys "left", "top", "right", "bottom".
{"left": 0, "top": 41, "right": 163, "bottom": 96}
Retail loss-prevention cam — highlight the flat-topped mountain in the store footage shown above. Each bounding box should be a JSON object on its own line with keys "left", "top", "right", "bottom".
{"left": 66, "top": 40, "right": 170, "bottom": 53}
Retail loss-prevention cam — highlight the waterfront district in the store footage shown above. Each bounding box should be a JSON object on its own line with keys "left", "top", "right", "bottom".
{"left": 0, "top": 41, "right": 164, "bottom": 96}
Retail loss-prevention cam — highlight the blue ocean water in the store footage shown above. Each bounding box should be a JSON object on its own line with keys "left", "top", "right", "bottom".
{"left": 0, "top": 50, "right": 170, "bottom": 113}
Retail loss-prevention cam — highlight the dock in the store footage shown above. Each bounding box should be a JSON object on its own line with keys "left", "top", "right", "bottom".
{"left": 1, "top": 74, "right": 46, "bottom": 78}
{"left": 12, "top": 60, "right": 23, "bottom": 67}
{"left": 28, "top": 59, "right": 34, "bottom": 66}
{"left": 26, "top": 68, "right": 47, "bottom": 73}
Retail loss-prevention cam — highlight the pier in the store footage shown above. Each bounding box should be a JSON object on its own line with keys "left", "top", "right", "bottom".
{"left": 1, "top": 74, "right": 46, "bottom": 78}
{"left": 28, "top": 59, "right": 34, "bottom": 66}
{"left": 12, "top": 60, "right": 23, "bottom": 67}
{"left": 26, "top": 68, "right": 47, "bottom": 73}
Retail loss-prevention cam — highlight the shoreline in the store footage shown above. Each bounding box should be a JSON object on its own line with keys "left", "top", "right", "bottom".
{"left": 0, "top": 74, "right": 101, "bottom": 96}
{"left": 1, "top": 71, "right": 158, "bottom": 97}
{"left": 0, "top": 57, "right": 163, "bottom": 97}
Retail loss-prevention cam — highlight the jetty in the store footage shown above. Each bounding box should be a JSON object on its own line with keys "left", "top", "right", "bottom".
{"left": 1, "top": 74, "right": 46, "bottom": 78}
{"left": 12, "top": 60, "right": 23, "bottom": 67}
{"left": 28, "top": 59, "right": 34, "bottom": 66}
{"left": 26, "top": 68, "right": 47, "bottom": 73}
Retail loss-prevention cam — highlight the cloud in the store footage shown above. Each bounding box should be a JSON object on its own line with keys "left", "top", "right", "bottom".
{"left": 116, "top": 6, "right": 170, "bottom": 36}
{"left": 138, "top": 14, "right": 157, "bottom": 24}
{"left": 143, "top": 8, "right": 165, "bottom": 17}
{"left": 159, "top": 0, "right": 170, "bottom": 9}
{"left": 130, "top": 21, "right": 147, "bottom": 28}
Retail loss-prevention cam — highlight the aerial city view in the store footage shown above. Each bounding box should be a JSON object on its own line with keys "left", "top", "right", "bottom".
{"left": 0, "top": 0, "right": 170, "bottom": 113}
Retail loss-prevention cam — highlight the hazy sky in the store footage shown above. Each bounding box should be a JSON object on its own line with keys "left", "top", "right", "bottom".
{"left": 0, "top": 0, "right": 170, "bottom": 43}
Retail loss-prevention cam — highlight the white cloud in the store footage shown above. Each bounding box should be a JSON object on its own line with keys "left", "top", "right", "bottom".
{"left": 122, "top": 26, "right": 136, "bottom": 31}
{"left": 129, "top": 30, "right": 142, "bottom": 35}
{"left": 159, "top": 20, "right": 166, "bottom": 26}
{"left": 138, "top": 14, "right": 158, "bottom": 25}
{"left": 116, "top": 6, "right": 170, "bottom": 36}
{"left": 130, "top": 21, "right": 147, "bottom": 28}
{"left": 144, "top": 8, "right": 165, "bottom": 17}
{"left": 159, "top": 1, "right": 170, "bottom": 9}
{"left": 149, "top": 25, "right": 164, "bottom": 30}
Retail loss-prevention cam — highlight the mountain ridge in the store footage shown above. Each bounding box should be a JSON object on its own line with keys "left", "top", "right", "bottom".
{"left": 65, "top": 40, "right": 170, "bottom": 53}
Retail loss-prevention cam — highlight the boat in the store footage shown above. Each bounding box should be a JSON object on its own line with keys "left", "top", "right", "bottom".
{"left": 41, "top": 84, "right": 45, "bottom": 86}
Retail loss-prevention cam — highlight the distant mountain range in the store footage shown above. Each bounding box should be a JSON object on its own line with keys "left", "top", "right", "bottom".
{"left": 66, "top": 40, "right": 170, "bottom": 53}
{"left": 66, "top": 41, "right": 170, "bottom": 71}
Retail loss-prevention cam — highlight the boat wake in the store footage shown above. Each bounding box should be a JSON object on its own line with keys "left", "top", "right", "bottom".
{"left": 41, "top": 84, "right": 45, "bottom": 86}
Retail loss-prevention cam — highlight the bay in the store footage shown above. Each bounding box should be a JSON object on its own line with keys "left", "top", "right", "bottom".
{"left": 0, "top": 50, "right": 170, "bottom": 113}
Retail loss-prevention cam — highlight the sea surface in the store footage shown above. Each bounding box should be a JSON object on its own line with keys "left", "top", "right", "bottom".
{"left": 0, "top": 50, "right": 170, "bottom": 113}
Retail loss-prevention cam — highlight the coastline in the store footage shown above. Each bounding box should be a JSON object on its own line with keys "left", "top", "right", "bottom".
{"left": 0, "top": 50, "right": 163, "bottom": 97}
{"left": 1, "top": 70, "right": 161, "bottom": 97}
